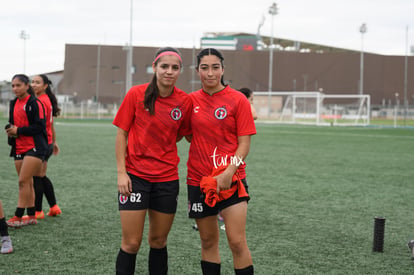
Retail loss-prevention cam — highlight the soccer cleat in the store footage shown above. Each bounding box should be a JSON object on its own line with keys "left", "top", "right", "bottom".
{"left": 47, "top": 205, "right": 62, "bottom": 217}
{"left": 1, "top": 236, "right": 13, "bottom": 254}
{"left": 6, "top": 216, "right": 22, "bottom": 228}
{"left": 21, "top": 215, "right": 37, "bottom": 226}
{"left": 21, "top": 211, "right": 45, "bottom": 221}
{"left": 35, "top": 211, "right": 45, "bottom": 219}
{"left": 408, "top": 240, "right": 414, "bottom": 260}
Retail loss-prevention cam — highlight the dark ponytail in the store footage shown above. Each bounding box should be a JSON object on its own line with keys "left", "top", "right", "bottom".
{"left": 39, "top": 74, "right": 61, "bottom": 117}
{"left": 144, "top": 47, "right": 182, "bottom": 115}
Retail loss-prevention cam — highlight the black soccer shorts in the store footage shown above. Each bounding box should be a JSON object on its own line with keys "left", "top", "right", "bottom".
{"left": 187, "top": 178, "right": 249, "bottom": 219}
{"left": 118, "top": 173, "right": 179, "bottom": 214}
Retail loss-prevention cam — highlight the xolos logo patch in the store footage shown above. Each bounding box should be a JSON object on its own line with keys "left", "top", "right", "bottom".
{"left": 214, "top": 106, "right": 227, "bottom": 120}
{"left": 119, "top": 194, "right": 128, "bottom": 204}
{"left": 170, "top": 107, "right": 182, "bottom": 120}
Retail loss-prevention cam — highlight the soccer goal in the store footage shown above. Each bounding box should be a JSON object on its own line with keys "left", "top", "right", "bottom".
{"left": 254, "top": 91, "right": 370, "bottom": 126}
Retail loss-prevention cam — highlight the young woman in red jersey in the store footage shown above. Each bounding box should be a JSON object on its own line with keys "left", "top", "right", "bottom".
{"left": 187, "top": 48, "right": 256, "bottom": 275}
{"left": 5, "top": 74, "right": 48, "bottom": 228}
{"left": 113, "top": 47, "right": 191, "bottom": 275}
{"left": 29, "top": 75, "right": 62, "bottom": 219}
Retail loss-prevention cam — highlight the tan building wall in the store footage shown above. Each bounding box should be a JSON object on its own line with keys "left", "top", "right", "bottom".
{"left": 60, "top": 44, "right": 414, "bottom": 106}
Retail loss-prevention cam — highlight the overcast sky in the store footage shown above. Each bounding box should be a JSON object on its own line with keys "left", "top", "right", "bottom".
{"left": 1, "top": 0, "right": 413, "bottom": 81}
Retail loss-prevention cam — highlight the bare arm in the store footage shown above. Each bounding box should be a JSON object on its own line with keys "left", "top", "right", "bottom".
{"left": 215, "top": 135, "right": 251, "bottom": 193}
{"left": 115, "top": 127, "right": 132, "bottom": 196}
{"left": 251, "top": 104, "right": 258, "bottom": 120}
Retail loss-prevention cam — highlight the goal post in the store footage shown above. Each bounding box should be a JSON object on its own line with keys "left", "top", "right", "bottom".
{"left": 253, "top": 91, "right": 370, "bottom": 126}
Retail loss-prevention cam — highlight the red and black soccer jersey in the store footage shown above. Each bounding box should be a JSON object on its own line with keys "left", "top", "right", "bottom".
{"left": 13, "top": 95, "right": 46, "bottom": 154}
{"left": 113, "top": 83, "right": 191, "bottom": 182}
{"left": 187, "top": 85, "right": 257, "bottom": 186}
{"left": 37, "top": 94, "right": 53, "bottom": 145}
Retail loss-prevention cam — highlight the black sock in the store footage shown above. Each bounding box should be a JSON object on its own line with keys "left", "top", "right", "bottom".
{"left": 15, "top": 207, "right": 24, "bottom": 218}
{"left": 43, "top": 176, "right": 57, "bottom": 207}
{"left": 27, "top": 207, "right": 36, "bottom": 216}
{"left": 33, "top": 176, "right": 44, "bottom": 212}
{"left": 149, "top": 246, "right": 168, "bottom": 275}
{"left": 0, "top": 218, "right": 9, "bottom": 236}
{"left": 235, "top": 265, "right": 254, "bottom": 275}
{"left": 201, "top": 260, "right": 221, "bottom": 275}
{"left": 116, "top": 248, "right": 136, "bottom": 275}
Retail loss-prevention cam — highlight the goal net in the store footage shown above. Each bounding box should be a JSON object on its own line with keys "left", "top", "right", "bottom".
{"left": 254, "top": 91, "right": 370, "bottom": 126}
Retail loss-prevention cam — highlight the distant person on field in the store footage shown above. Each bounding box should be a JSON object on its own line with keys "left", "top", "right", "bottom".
{"left": 0, "top": 200, "right": 13, "bottom": 254}
{"left": 238, "top": 87, "right": 258, "bottom": 120}
{"left": 27, "top": 74, "right": 62, "bottom": 219}
{"left": 5, "top": 74, "right": 48, "bottom": 228}
{"left": 113, "top": 47, "right": 191, "bottom": 275}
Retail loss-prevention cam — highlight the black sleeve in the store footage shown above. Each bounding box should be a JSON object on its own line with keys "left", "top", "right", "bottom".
{"left": 7, "top": 99, "right": 16, "bottom": 148}
{"left": 8, "top": 99, "right": 14, "bottom": 125}
{"left": 16, "top": 97, "right": 46, "bottom": 136}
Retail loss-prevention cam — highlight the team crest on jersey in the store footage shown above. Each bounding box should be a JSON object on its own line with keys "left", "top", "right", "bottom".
{"left": 119, "top": 194, "right": 128, "bottom": 204}
{"left": 214, "top": 106, "right": 227, "bottom": 120}
{"left": 170, "top": 107, "right": 182, "bottom": 121}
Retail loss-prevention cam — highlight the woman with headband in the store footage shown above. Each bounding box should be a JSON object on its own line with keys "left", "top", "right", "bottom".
{"left": 5, "top": 74, "right": 48, "bottom": 228}
{"left": 186, "top": 48, "right": 256, "bottom": 275}
{"left": 113, "top": 47, "right": 191, "bottom": 275}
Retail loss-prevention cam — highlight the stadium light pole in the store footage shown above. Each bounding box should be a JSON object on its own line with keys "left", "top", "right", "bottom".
{"left": 20, "top": 30, "right": 30, "bottom": 74}
{"left": 359, "top": 23, "right": 367, "bottom": 95}
{"left": 403, "top": 25, "right": 409, "bottom": 125}
{"left": 268, "top": 2, "right": 278, "bottom": 118}
{"left": 95, "top": 44, "right": 101, "bottom": 103}
{"left": 394, "top": 92, "right": 399, "bottom": 128}
{"left": 125, "top": 0, "right": 134, "bottom": 94}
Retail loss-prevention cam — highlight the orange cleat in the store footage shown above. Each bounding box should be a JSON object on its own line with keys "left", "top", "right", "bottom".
{"left": 35, "top": 211, "right": 45, "bottom": 219}
{"left": 47, "top": 205, "right": 62, "bottom": 217}
{"left": 21, "top": 215, "right": 37, "bottom": 226}
{"left": 22, "top": 211, "right": 44, "bottom": 221}
{"left": 6, "top": 216, "right": 22, "bottom": 228}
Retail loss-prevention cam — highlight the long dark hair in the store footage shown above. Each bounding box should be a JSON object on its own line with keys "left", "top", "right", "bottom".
{"left": 196, "top": 48, "right": 226, "bottom": 86}
{"left": 38, "top": 74, "right": 61, "bottom": 117}
{"left": 12, "top": 74, "right": 34, "bottom": 95}
{"left": 238, "top": 87, "right": 253, "bottom": 99}
{"left": 144, "top": 47, "right": 182, "bottom": 115}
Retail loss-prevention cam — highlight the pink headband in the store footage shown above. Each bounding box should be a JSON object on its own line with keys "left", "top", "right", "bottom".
{"left": 153, "top": 51, "right": 182, "bottom": 64}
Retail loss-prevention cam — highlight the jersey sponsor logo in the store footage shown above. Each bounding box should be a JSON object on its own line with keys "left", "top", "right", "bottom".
{"left": 214, "top": 106, "right": 227, "bottom": 120}
{"left": 170, "top": 107, "right": 182, "bottom": 121}
{"left": 211, "top": 146, "right": 244, "bottom": 169}
{"left": 119, "top": 194, "right": 128, "bottom": 204}
{"left": 193, "top": 106, "right": 200, "bottom": 113}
